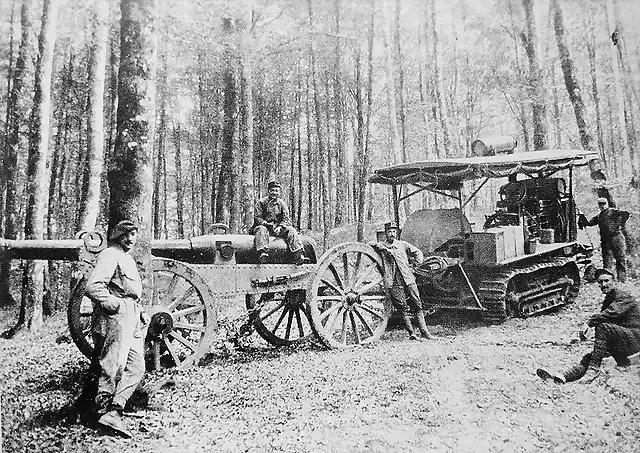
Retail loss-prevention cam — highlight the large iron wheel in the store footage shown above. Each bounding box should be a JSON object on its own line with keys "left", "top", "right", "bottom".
{"left": 307, "top": 242, "right": 390, "bottom": 349}
{"left": 246, "top": 289, "right": 313, "bottom": 346}
{"left": 67, "top": 257, "right": 217, "bottom": 369}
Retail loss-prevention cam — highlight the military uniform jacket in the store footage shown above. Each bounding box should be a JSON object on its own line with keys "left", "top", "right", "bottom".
{"left": 588, "top": 288, "right": 640, "bottom": 328}
{"left": 372, "top": 240, "right": 423, "bottom": 288}
{"left": 252, "top": 196, "right": 292, "bottom": 228}
{"left": 585, "top": 208, "right": 630, "bottom": 239}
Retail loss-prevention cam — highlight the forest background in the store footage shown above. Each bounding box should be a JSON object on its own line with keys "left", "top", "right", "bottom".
{"left": 0, "top": 0, "right": 640, "bottom": 331}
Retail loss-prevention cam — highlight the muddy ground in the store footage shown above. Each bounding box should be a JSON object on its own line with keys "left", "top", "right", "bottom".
{"left": 1, "top": 277, "right": 640, "bottom": 453}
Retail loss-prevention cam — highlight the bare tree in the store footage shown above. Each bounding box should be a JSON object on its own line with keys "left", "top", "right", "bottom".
{"left": 108, "top": 0, "right": 157, "bottom": 303}
{"left": 9, "top": 0, "right": 59, "bottom": 335}
{"left": 1, "top": 0, "right": 34, "bottom": 308}
{"left": 77, "top": 0, "right": 110, "bottom": 232}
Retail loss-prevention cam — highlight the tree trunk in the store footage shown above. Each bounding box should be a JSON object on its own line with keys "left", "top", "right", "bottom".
{"left": 153, "top": 55, "right": 168, "bottom": 239}
{"left": 521, "top": 0, "right": 547, "bottom": 151}
{"left": 216, "top": 17, "right": 238, "bottom": 228}
{"left": 430, "top": 0, "right": 451, "bottom": 156}
{"left": 356, "top": 0, "right": 375, "bottom": 242}
{"left": 606, "top": 0, "right": 631, "bottom": 178}
{"left": 78, "top": 0, "right": 109, "bottom": 233}
{"left": 550, "top": 0, "right": 604, "bottom": 182}
{"left": 307, "top": 0, "right": 329, "bottom": 248}
{"left": 173, "top": 124, "right": 185, "bottom": 238}
{"left": 333, "top": 0, "right": 346, "bottom": 227}
{"left": 1, "top": 0, "right": 34, "bottom": 309}
{"left": 109, "top": 0, "right": 157, "bottom": 306}
{"left": 16, "top": 0, "right": 59, "bottom": 334}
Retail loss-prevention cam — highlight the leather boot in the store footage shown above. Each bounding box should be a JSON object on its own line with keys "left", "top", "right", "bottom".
{"left": 401, "top": 315, "right": 419, "bottom": 340}
{"left": 416, "top": 310, "right": 432, "bottom": 339}
{"left": 536, "top": 363, "right": 587, "bottom": 384}
{"left": 563, "top": 363, "right": 588, "bottom": 383}
{"left": 292, "top": 249, "right": 306, "bottom": 265}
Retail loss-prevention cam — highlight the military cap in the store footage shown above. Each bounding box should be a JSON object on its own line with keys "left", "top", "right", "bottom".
{"left": 268, "top": 180, "right": 281, "bottom": 189}
{"left": 594, "top": 267, "right": 615, "bottom": 280}
{"left": 109, "top": 219, "right": 138, "bottom": 241}
{"left": 597, "top": 197, "right": 608, "bottom": 204}
{"left": 384, "top": 221, "right": 399, "bottom": 231}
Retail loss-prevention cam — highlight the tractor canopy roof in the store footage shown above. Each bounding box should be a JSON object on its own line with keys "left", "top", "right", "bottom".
{"left": 368, "top": 149, "right": 599, "bottom": 190}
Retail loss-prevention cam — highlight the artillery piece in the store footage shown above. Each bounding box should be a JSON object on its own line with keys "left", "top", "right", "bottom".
{"left": 0, "top": 226, "right": 392, "bottom": 368}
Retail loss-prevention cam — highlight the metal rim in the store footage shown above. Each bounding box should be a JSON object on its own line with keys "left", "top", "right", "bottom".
{"left": 246, "top": 289, "right": 313, "bottom": 346}
{"left": 307, "top": 242, "right": 390, "bottom": 349}
{"left": 67, "top": 257, "right": 217, "bottom": 369}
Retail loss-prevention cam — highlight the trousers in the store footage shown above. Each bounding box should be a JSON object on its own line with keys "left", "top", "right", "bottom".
{"left": 601, "top": 233, "right": 627, "bottom": 282}
{"left": 252, "top": 224, "right": 303, "bottom": 253}
{"left": 92, "top": 298, "right": 145, "bottom": 409}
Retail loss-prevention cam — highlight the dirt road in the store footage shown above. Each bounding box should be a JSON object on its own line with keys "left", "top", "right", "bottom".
{"left": 2, "top": 279, "right": 640, "bottom": 452}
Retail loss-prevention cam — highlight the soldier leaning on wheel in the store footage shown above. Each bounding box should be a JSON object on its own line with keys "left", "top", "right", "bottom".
{"left": 537, "top": 267, "right": 640, "bottom": 384}
{"left": 83, "top": 219, "right": 149, "bottom": 438}
{"left": 369, "top": 222, "right": 433, "bottom": 341}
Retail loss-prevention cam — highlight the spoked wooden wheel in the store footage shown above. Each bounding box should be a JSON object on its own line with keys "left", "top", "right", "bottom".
{"left": 68, "top": 274, "right": 94, "bottom": 359}
{"left": 307, "top": 242, "right": 390, "bottom": 349}
{"left": 148, "top": 257, "right": 217, "bottom": 368}
{"left": 67, "top": 257, "right": 217, "bottom": 369}
{"left": 246, "top": 289, "right": 313, "bottom": 346}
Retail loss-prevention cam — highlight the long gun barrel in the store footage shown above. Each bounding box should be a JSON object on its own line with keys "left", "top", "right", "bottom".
{"left": 0, "top": 233, "right": 317, "bottom": 265}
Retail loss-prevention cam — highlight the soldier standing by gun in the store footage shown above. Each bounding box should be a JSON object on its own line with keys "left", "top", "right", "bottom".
{"left": 578, "top": 197, "right": 630, "bottom": 282}
{"left": 370, "top": 222, "right": 432, "bottom": 341}
{"left": 84, "top": 220, "right": 148, "bottom": 438}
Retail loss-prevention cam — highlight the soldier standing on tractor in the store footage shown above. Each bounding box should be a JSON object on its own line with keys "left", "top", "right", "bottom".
{"left": 370, "top": 222, "right": 433, "bottom": 341}
{"left": 250, "top": 180, "right": 307, "bottom": 265}
{"left": 578, "top": 197, "right": 630, "bottom": 282}
{"left": 84, "top": 220, "right": 148, "bottom": 438}
{"left": 536, "top": 268, "right": 640, "bottom": 384}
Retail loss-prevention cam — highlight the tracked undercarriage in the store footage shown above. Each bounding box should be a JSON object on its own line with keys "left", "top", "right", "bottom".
{"left": 369, "top": 142, "right": 598, "bottom": 323}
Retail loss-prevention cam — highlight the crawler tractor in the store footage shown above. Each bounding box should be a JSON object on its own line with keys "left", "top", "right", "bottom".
{"left": 367, "top": 137, "right": 598, "bottom": 322}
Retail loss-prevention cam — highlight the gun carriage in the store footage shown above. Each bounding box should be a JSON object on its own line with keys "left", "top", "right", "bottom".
{"left": 0, "top": 226, "right": 392, "bottom": 368}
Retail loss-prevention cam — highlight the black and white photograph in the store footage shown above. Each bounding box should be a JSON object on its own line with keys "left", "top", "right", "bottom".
{"left": 0, "top": 0, "right": 639, "bottom": 451}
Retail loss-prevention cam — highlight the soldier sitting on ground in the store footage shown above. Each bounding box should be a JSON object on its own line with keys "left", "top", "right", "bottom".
{"left": 249, "top": 180, "right": 307, "bottom": 265}
{"left": 536, "top": 267, "right": 640, "bottom": 384}
{"left": 369, "top": 221, "right": 433, "bottom": 341}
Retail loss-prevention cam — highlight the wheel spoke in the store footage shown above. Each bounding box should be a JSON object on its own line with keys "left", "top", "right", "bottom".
{"left": 168, "top": 331, "right": 198, "bottom": 352}
{"left": 325, "top": 306, "right": 343, "bottom": 332}
{"left": 285, "top": 309, "right": 294, "bottom": 340}
{"left": 167, "top": 285, "right": 196, "bottom": 311}
{"left": 173, "top": 321, "right": 205, "bottom": 332}
{"left": 272, "top": 306, "right": 289, "bottom": 333}
{"left": 321, "top": 277, "right": 344, "bottom": 296}
{"left": 340, "top": 310, "right": 348, "bottom": 345}
{"left": 259, "top": 299, "right": 287, "bottom": 322}
{"left": 359, "top": 302, "right": 385, "bottom": 320}
{"left": 172, "top": 304, "right": 204, "bottom": 318}
{"left": 357, "top": 277, "right": 384, "bottom": 295}
{"left": 317, "top": 295, "right": 343, "bottom": 303}
{"left": 295, "top": 308, "right": 305, "bottom": 337}
{"left": 342, "top": 253, "right": 350, "bottom": 288}
{"left": 319, "top": 302, "right": 342, "bottom": 321}
{"left": 163, "top": 336, "right": 183, "bottom": 366}
{"left": 353, "top": 306, "right": 375, "bottom": 337}
{"left": 327, "top": 263, "right": 345, "bottom": 292}
{"left": 161, "top": 273, "right": 180, "bottom": 303}
{"left": 349, "top": 311, "right": 361, "bottom": 344}
{"left": 352, "top": 264, "right": 378, "bottom": 290}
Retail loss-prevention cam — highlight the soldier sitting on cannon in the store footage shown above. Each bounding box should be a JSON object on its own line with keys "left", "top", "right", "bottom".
{"left": 249, "top": 180, "right": 307, "bottom": 265}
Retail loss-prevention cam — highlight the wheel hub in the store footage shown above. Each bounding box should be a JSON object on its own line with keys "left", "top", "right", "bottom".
{"left": 148, "top": 311, "right": 174, "bottom": 338}
{"left": 344, "top": 291, "right": 360, "bottom": 307}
